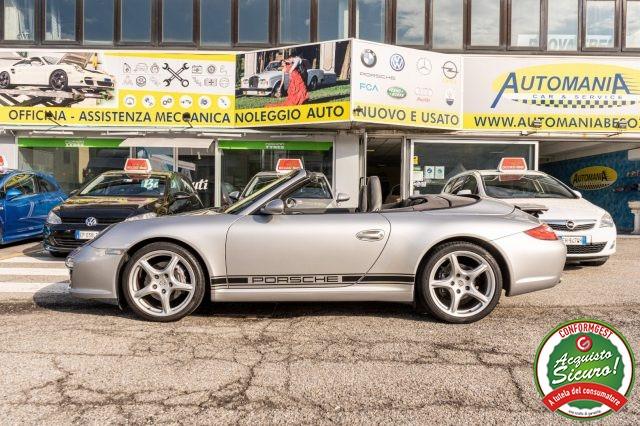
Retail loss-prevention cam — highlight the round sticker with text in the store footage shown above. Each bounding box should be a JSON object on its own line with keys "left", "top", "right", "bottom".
{"left": 534, "top": 319, "right": 635, "bottom": 420}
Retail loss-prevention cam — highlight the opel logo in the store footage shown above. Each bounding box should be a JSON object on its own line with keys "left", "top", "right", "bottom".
{"left": 442, "top": 61, "right": 459, "bottom": 79}
{"left": 390, "top": 54, "right": 405, "bottom": 71}
{"left": 566, "top": 220, "right": 576, "bottom": 230}
{"left": 85, "top": 217, "right": 98, "bottom": 227}
{"left": 360, "top": 49, "right": 377, "bottom": 68}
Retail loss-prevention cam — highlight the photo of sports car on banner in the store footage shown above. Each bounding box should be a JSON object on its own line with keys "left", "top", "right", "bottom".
{"left": 0, "top": 1, "right": 637, "bottom": 424}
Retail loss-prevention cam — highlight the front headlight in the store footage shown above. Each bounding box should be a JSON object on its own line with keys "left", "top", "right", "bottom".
{"left": 259, "top": 79, "right": 269, "bottom": 87}
{"left": 241, "top": 78, "right": 249, "bottom": 85}
{"left": 46, "top": 211, "right": 62, "bottom": 225}
{"left": 600, "top": 213, "right": 615, "bottom": 228}
{"left": 124, "top": 212, "right": 157, "bottom": 222}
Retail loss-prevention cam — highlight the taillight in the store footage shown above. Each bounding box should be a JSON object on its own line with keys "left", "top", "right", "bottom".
{"left": 525, "top": 224, "right": 558, "bottom": 240}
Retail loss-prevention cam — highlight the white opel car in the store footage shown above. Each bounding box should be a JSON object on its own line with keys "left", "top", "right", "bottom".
{"left": 442, "top": 164, "right": 616, "bottom": 266}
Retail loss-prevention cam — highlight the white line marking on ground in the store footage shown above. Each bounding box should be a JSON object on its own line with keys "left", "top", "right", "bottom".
{"left": 0, "top": 268, "right": 69, "bottom": 277}
{"left": 0, "top": 256, "right": 66, "bottom": 265}
{"left": 0, "top": 282, "right": 69, "bottom": 293}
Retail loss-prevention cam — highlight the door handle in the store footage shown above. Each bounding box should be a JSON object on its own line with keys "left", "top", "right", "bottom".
{"left": 356, "top": 229, "right": 385, "bottom": 241}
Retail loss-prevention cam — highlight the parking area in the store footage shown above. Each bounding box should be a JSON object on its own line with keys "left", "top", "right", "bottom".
{"left": 0, "top": 239, "right": 638, "bottom": 424}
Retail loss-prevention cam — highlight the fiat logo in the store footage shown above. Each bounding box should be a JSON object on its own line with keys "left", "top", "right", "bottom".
{"left": 566, "top": 220, "right": 576, "bottom": 230}
{"left": 85, "top": 217, "right": 98, "bottom": 227}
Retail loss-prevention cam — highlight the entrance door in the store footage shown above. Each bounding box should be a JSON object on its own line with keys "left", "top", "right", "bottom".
{"left": 226, "top": 213, "right": 390, "bottom": 279}
{"left": 366, "top": 137, "right": 403, "bottom": 204}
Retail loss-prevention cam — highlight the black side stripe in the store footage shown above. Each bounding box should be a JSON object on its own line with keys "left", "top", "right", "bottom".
{"left": 361, "top": 275, "right": 414, "bottom": 283}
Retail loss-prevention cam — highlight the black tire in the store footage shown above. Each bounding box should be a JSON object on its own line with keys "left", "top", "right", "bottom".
{"left": 309, "top": 76, "right": 318, "bottom": 90}
{"left": 49, "top": 69, "right": 68, "bottom": 90}
{"left": 48, "top": 250, "right": 67, "bottom": 258}
{"left": 581, "top": 257, "right": 609, "bottom": 267}
{"left": 0, "top": 71, "right": 11, "bottom": 89}
{"left": 122, "top": 242, "right": 206, "bottom": 322}
{"left": 418, "top": 241, "right": 503, "bottom": 324}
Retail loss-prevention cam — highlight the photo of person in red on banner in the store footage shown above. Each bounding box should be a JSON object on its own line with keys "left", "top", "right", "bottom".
{"left": 266, "top": 52, "right": 309, "bottom": 108}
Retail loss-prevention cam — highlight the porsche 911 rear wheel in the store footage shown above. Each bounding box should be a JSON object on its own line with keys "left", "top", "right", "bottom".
{"left": 123, "top": 243, "right": 205, "bottom": 322}
{"left": 419, "top": 242, "right": 502, "bottom": 324}
{"left": 49, "top": 70, "right": 68, "bottom": 90}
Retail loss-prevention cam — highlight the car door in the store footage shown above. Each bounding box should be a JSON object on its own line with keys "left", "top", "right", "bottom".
{"left": 226, "top": 211, "right": 390, "bottom": 280}
{"left": 34, "top": 176, "right": 65, "bottom": 225}
{"left": 1, "top": 173, "right": 40, "bottom": 238}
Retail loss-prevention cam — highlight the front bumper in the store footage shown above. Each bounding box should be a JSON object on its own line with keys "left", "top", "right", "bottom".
{"left": 67, "top": 244, "right": 124, "bottom": 302}
{"left": 554, "top": 225, "right": 617, "bottom": 260}
{"left": 492, "top": 232, "right": 566, "bottom": 296}
{"left": 44, "top": 224, "right": 111, "bottom": 253}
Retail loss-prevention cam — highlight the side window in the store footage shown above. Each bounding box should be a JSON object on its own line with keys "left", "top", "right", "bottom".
{"left": 288, "top": 178, "right": 332, "bottom": 199}
{"left": 5, "top": 174, "right": 36, "bottom": 196}
{"left": 459, "top": 176, "right": 479, "bottom": 195}
{"left": 37, "top": 176, "right": 57, "bottom": 193}
{"left": 445, "top": 177, "right": 466, "bottom": 194}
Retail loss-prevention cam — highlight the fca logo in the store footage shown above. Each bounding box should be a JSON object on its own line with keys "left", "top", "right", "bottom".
{"left": 359, "top": 83, "right": 379, "bottom": 92}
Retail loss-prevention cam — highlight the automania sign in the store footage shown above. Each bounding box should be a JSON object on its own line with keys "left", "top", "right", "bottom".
{"left": 570, "top": 166, "right": 618, "bottom": 191}
{"left": 491, "top": 64, "right": 637, "bottom": 109}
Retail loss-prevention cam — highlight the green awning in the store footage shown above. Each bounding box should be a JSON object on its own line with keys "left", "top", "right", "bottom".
{"left": 18, "top": 137, "right": 124, "bottom": 148}
{"left": 218, "top": 140, "right": 333, "bottom": 151}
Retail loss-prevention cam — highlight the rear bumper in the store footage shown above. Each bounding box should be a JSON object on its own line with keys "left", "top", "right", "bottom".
{"left": 492, "top": 232, "right": 566, "bottom": 296}
{"left": 67, "top": 244, "right": 123, "bottom": 301}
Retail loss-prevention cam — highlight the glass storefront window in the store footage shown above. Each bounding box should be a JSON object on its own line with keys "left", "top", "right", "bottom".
{"left": 547, "top": 0, "right": 579, "bottom": 51}
{"left": 177, "top": 147, "right": 216, "bottom": 207}
{"left": 4, "top": 0, "right": 35, "bottom": 41}
{"left": 317, "top": 0, "right": 349, "bottom": 41}
{"left": 510, "top": 0, "right": 540, "bottom": 48}
{"left": 45, "top": 0, "right": 76, "bottom": 41}
{"left": 355, "top": 0, "right": 385, "bottom": 42}
{"left": 470, "top": 0, "right": 501, "bottom": 47}
{"left": 411, "top": 142, "right": 535, "bottom": 195}
{"left": 134, "top": 147, "right": 174, "bottom": 172}
{"left": 279, "top": 0, "right": 310, "bottom": 44}
{"left": 626, "top": 1, "right": 640, "bottom": 48}
{"left": 200, "top": 0, "right": 231, "bottom": 45}
{"left": 396, "top": 0, "right": 425, "bottom": 45}
{"left": 121, "top": 0, "right": 152, "bottom": 43}
{"left": 238, "top": 0, "right": 270, "bottom": 44}
{"left": 83, "top": 0, "right": 114, "bottom": 44}
{"left": 432, "top": 0, "right": 463, "bottom": 49}
{"left": 162, "top": 0, "right": 193, "bottom": 43}
{"left": 584, "top": 0, "right": 616, "bottom": 48}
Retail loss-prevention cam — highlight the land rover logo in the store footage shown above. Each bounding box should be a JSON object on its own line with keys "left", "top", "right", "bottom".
{"left": 360, "top": 49, "right": 377, "bottom": 68}
{"left": 390, "top": 54, "right": 405, "bottom": 71}
{"left": 387, "top": 87, "right": 407, "bottom": 99}
{"left": 566, "top": 220, "right": 576, "bottom": 230}
{"left": 85, "top": 217, "right": 98, "bottom": 227}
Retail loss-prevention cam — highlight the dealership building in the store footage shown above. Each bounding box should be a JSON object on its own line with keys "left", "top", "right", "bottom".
{"left": 0, "top": 0, "right": 639, "bottom": 233}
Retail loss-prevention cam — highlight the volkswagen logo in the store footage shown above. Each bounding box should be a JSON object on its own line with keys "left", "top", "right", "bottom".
{"left": 442, "top": 61, "right": 459, "bottom": 79}
{"left": 565, "top": 220, "right": 576, "bottom": 230}
{"left": 85, "top": 217, "right": 98, "bottom": 227}
{"left": 389, "top": 54, "right": 405, "bottom": 71}
{"left": 360, "top": 49, "right": 377, "bottom": 68}
{"left": 416, "top": 57, "right": 432, "bottom": 75}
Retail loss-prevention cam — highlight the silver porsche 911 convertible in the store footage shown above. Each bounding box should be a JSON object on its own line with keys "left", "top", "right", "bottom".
{"left": 66, "top": 169, "right": 566, "bottom": 324}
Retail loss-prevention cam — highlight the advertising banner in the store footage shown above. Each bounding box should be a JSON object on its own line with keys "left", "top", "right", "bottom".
{"left": 234, "top": 40, "right": 352, "bottom": 127}
{"left": 464, "top": 56, "right": 640, "bottom": 132}
{"left": 0, "top": 50, "right": 235, "bottom": 128}
{"left": 350, "top": 40, "right": 463, "bottom": 130}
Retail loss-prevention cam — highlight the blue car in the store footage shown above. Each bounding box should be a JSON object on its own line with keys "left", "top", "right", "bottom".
{"left": 0, "top": 170, "right": 67, "bottom": 245}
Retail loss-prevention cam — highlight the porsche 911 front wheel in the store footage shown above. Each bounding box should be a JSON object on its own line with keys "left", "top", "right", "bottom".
{"left": 123, "top": 242, "right": 205, "bottom": 322}
{"left": 0, "top": 71, "right": 11, "bottom": 88}
{"left": 49, "top": 70, "right": 68, "bottom": 90}
{"left": 419, "top": 242, "right": 502, "bottom": 324}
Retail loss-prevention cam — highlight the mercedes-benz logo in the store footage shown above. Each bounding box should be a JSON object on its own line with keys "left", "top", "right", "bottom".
{"left": 85, "top": 217, "right": 98, "bottom": 227}
{"left": 360, "top": 49, "right": 377, "bottom": 68}
{"left": 565, "top": 220, "right": 576, "bottom": 230}
{"left": 442, "top": 61, "right": 459, "bottom": 79}
{"left": 390, "top": 53, "right": 405, "bottom": 71}
{"left": 416, "top": 57, "right": 432, "bottom": 75}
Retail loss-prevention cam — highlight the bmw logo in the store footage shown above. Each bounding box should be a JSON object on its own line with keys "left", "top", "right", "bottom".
{"left": 85, "top": 217, "right": 98, "bottom": 227}
{"left": 390, "top": 54, "right": 405, "bottom": 72}
{"left": 360, "top": 49, "right": 377, "bottom": 68}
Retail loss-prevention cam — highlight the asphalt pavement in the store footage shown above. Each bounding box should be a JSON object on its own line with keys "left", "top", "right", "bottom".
{"left": 0, "top": 239, "right": 638, "bottom": 425}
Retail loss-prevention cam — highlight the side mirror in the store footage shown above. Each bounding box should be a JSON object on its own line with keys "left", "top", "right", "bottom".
{"left": 261, "top": 199, "right": 285, "bottom": 215}
{"left": 229, "top": 191, "right": 240, "bottom": 202}
{"left": 172, "top": 193, "right": 191, "bottom": 202}
{"left": 573, "top": 190, "right": 582, "bottom": 198}
{"left": 5, "top": 187, "right": 23, "bottom": 200}
{"left": 457, "top": 189, "right": 472, "bottom": 196}
{"left": 336, "top": 193, "right": 350, "bottom": 203}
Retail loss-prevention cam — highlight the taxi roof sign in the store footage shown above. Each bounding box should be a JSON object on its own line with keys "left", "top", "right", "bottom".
{"left": 276, "top": 158, "right": 303, "bottom": 173}
{"left": 0, "top": 155, "right": 6, "bottom": 169}
{"left": 498, "top": 157, "right": 528, "bottom": 172}
{"left": 124, "top": 158, "right": 152, "bottom": 173}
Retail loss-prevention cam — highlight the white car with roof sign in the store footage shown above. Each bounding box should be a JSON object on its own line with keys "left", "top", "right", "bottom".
{"left": 441, "top": 158, "right": 616, "bottom": 266}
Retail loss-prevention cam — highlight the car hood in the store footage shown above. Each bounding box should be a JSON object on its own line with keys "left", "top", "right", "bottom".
{"left": 252, "top": 70, "right": 282, "bottom": 80}
{"left": 498, "top": 197, "right": 605, "bottom": 221}
{"left": 53, "top": 196, "right": 158, "bottom": 217}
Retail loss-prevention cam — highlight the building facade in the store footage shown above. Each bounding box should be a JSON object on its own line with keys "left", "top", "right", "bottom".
{"left": 0, "top": 0, "right": 639, "bottom": 231}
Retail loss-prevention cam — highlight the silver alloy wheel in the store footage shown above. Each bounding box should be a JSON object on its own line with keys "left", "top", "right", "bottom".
{"left": 127, "top": 250, "right": 196, "bottom": 317}
{"left": 50, "top": 70, "right": 67, "bottom": 90}
{"left": 0, "top": 71, "right": 9, "bottom": 88}
{"left": 428, "top": 250, "right": 496, "bottom": 318}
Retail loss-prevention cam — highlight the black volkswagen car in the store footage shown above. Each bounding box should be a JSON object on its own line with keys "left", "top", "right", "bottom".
{"left": 44, "top": 160, "right": 203, "bottom": 257}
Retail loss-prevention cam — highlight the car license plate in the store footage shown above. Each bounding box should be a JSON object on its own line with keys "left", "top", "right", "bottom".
{"left": 75, "top": 230, "right": 100, "bottom": 240}
{"left": 562, "top": 236, "right": 588, "bottom": 246}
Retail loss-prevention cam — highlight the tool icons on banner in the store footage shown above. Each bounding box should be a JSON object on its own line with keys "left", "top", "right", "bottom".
{"left": 163, "top": 63, "right": 190, "bottom": 87}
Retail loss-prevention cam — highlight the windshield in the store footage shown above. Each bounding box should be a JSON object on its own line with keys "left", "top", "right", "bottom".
{"left": 79, "top": 174, "right": 167, "bottom": 197}
{"left": 43, "top": 56, "right": 58, "bottom": 65}
{"left": 243, "top": 175, "right": 279, "bottom": 197}
{"left": 225, "top": 171, "right": 297, "bottom": 214}
{"left": 264, "top": 61, "right": 282, "bottom": 71}
{"left": 482, "top": 174, "right": 576, "bottom": 199}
